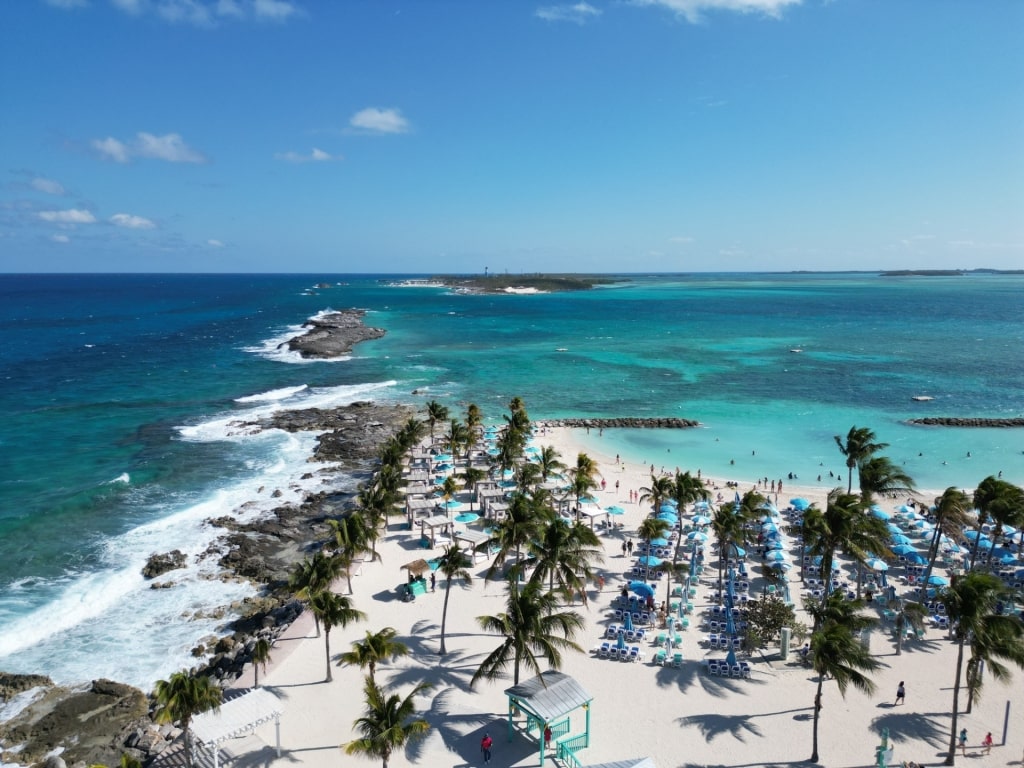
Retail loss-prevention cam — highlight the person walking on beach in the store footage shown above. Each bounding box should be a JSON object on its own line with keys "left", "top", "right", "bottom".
{"left": 895, "top": 681, "right": 905, "bottom": 705}
{"left": 430, "top": 572, "right": 436, "bottom": 592}
{"left": 481, "top": 733, "right": 493, "bottom": 763}
{"left": 982, "top": 732, "right": 993, "bottom": 755}
{"left": 958, "top": 728, "right": 968, "bottom": 756}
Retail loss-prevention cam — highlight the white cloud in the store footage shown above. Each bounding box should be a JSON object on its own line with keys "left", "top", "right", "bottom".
{"left": 104, "top": 0, "right": 300, "bottom": 26}
{"left": 110, "top": 213, "right": 157, "bottom": 229}
{"left": 535, "top": 2, "right": 602, "bottom": 24}
{"left": 632, "top": 0, "right": 801, "bottom": 23}
{"left": 275, "top": 147, "right": 340, "bottom": 163}
{"left": 51, "top": 234, "right": 71, "bottom": 243}
{"left": 92, "top": 132, "right": 206, "bottom": 164}
{"left": 207, "top": 239, "right": 225, "bottom": 247}
{"left": 349, "top": 107, "right": 410, "bottom": 135}
{"left": 38, "top": 209, "right": 97, "bottom": 225}
{"left": 31, "top": 177, "right": 67, "bottom": 195}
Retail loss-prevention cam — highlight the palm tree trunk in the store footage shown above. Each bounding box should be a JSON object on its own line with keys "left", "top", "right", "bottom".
{"left": 183, "top": 719, "right": 194, "bottom": 768}
{"left": 945, "top": 637, "right": 966, "bottom": 765}
{"left": 965, "top": 658, "right": 976, "bottom": 713}
{"left": 439, "top": 579, "right": 452, "bottom": 655}
{"left": 324, "top": 630, "right": 333, "bottom": 682}
{"left": 810, "top": 678, "right": 823, "bottom": 762}
{"left": 895, "top": 611, "right": 905, "bottom": 656}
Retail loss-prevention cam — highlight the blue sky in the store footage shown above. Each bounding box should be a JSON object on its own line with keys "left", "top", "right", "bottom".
{"left": 2, "top": 0, "right": 1022, "bottom": 273}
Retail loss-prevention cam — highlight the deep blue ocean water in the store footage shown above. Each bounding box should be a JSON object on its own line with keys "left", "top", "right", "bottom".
{"left": 1, "top": 272, "right": 1022, "bottom": 687}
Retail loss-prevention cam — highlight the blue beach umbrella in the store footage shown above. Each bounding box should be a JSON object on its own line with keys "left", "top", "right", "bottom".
{"left": 616, "top": 631, "right": 626, "bottom": 651}
{"left": 623, "top": 612, "right": 634, "bottom": 632}
{"left": 660, "top": 504, "right": 677, "bottom": 514}
{"left": 765, "top": 539, "right": 785, "bottom": 551}
{"left": 629, "top": 581, "right": 655, "bottom": 598}
{"left": 638, "top": 555, "right": 664, "bottom": 568}
{"left": 769, "top": 561, "right": 792, "bottom": 571}
{"left": 766, "top": 550, "right": 788, "bottom": 562}
{"left": 606, "top": 505, "right": 626, "bottom": 516}
{"left": 687, "top": 531, "right": 708, "bottom": 542}
{"left": 905, "top": 552, "right": 927, "bottom": 565}
{"left": 964, "top": 530, "right": 990, "bottom": 543}
{"left": 886, "top": 523, "right": 903, "bottom": 535}
{"left": 790, "top": 498, "right": 810, "bottom": 511}
{"left": 658, "top": 513, "right": 679, "bottom": 525}
{"left": 725, "top": 648, "right": 737, "bottom": 667}
{"left": 866, "top": 558, "right": 889, "bottom": 572}
{"left": 650, "top": 537, "right": 670, "bottom": 548}
{"left": 691, "top": 515, "right": 711, "bottom": 526}
{"left": 891, "top": 543, "right": 918, "bottom": 556}
{"left": 732, "top": 546, "right": 746, "bottom": 558}
{"left": 870, "top": 506, "right": 892, "bottom": 520}
{"left": 926, "top": 575, "right": 949, "bottom": 586}
{"left": 890, "top": 534, "right": 912, "bottom": 546}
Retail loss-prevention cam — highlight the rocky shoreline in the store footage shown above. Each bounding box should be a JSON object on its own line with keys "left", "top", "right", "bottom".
{"left": 0, "top": 401, "right": 414, "bottom": 768}
{"left": 281, "top": 309, "right": 385, "bottom": 359}
{"left": 907, "top": 417, "right": 1024, "bottom": 427}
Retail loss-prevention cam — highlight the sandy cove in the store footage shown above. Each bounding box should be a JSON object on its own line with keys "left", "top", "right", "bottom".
{"left": 214, "top": 426, "right": 1020, "bottom": 768}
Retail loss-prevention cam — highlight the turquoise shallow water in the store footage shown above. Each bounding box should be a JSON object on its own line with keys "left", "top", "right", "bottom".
{"left": 0, "top": 272, "right": 1021, "bottom": 687}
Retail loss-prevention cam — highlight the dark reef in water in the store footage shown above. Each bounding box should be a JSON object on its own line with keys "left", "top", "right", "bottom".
{"left": 283, "top": 309, "right": 385, "bottom": 358}
{"left": 907, "top": 417, "right": 1024, "bottom": 427}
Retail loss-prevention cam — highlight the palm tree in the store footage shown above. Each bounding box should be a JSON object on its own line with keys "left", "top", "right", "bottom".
{"left": 528, "top": 518, "right": 603, "bottom": 604}
{"left": 638, "top": 474, "right": 675, "bottom": 515}
{"left": 437, "top": 544, "right": 473, "bottom": 655}
{"left": 472, "top": 577, "right": 585, "bottom": 687}
{"left": 711, "top": 501, "right": 748, "bottom": 596}
{"left": 251, "top": 637, "right": 271, "bottom": 688}
{"left": 672, "top": 469, "right": 710, "bottom": 509}
{"left": 857, "top": 455, "right": 915, "bottom": 506}
{"left": 536, "top": 445, "right": 567, "bottom": 484}
{"left": 568, "top": 452, "right": 600, "bottom": 521}
{"left": 893, "top": 599, "right": 928, "bottom": 656}
{"left": 343, "top": 678, "right": 431, "bottom": 768}
{"left": 636, "top": 515, "right": 672, "bottom": 582}
{"left": 806, "top": 595, "right": 880, "bottom": 763}
{"left": 461, "top": 466, "right": 488, "bottom": 511}
{"left": 971, "top": 476, "right": 1024, "bottom": 570}
{"left": 152, "top": 672, "right": 222, "bottom": 768}
{"left": 424, "top": 400, "right": 449, "bottom": 440}
{"left": 834, "top": 425, "right": 888, "bottom": 495}
{"left": 920, "top": 487, "right": 972, "bottom": 597}
{"left": 940, "top": 572, "right": 1024, "bottom": 765}
{"left": 289, "top": 550, "right": 345, "bottom": 637}
{"left": 396, "top": 416, "right": 426, "bottom": 453}
{"left": 486, "top": 492, "right": 545, "bottom": 580}
{"left": 309, "top": 590, "right": 366, "bottom": 682}
{"left": 445, "top": 418, "right": 470, "bottom": 461}
{"left": 465, "top": 403, "right": 483, "bottom": 439}
{"left": 340, "top": 627, "right": 410, "bottom": 683}
{"left": 356, "top": 484, "right": 393, "bottom": 560}
{"left": 328, "top": 515, "right": 375, "bottom": 593}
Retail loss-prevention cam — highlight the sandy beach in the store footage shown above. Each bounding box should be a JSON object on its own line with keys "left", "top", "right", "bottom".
{"left": 204, "top": 427, "right": 1021, "bottom": 768}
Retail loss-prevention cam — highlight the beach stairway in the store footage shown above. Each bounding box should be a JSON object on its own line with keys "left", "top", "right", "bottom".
{"left": 554, "top": 732, "right": 589, "bottom": 768}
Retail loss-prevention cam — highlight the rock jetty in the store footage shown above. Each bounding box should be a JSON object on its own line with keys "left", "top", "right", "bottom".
{"left": 282, "top": 309, "right": 384, "bottom": 359}
{"left": 907, "top": 417, "right": 1024, "bottom": 427}
{"left": 535, "top": 417, "right": 701, "bottom": 429}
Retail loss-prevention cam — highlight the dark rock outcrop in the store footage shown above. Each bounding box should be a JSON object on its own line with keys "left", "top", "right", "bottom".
{"left": 283, "top": 309, "right": 384, "bottom": 359}
{"left": 141, "top": 550, "right": 187, "bottom": 579}
{"left": 0, "top": 678, "right": 150, "bottom": 767}
{"left": 907, "top": 417, "right": 1024, "bottom": 428}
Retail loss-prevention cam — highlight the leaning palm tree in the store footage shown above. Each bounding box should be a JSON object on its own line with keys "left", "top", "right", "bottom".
{"left": 834, "top": 425, "right": 888, "bottom": 495}
{"left": 711, "top": 501, "right": 748, "bottom": 596}
{"left": 920, "top": 487, "right": 972, "bottom": 595}
{"left": 536, "top": 445, "right": 567, "bottom": 484}
{"left": 340, "top": 627, "right": 410, "bottom": 683}
{"left": 529, "top": 518, "right": 603, "bottom": 604}
{"left": 251, "top": 637, "right": 271, "bottom": 688}
{"left": 343, "top": 678, "right": 431, "bottom": 768}
{"left": 486, "top": 492, "right": 545, "bottom": 580}
{"left": 940, "top": 572, "right": 1024, "bottom": 765}
{"left": 636, "top": 515, "right": 672, "bottom": 582}
{"left": 289, "top": 550, "right": 345, "bottom": 637}
{"left": 638, "top": 474, "right": 675, "bottom": 516}
{"left": 971, "top": 475, "right": 1024, "bottom": 570}
{"left": 152, "top": 672, "right": 222, "bottom": 768}
{"left": 445, "top": 418, "right": 470, "bottom": 461}
{"left": 472, "top": 577, "right": 585, "bottom": 687}
{"left": 461, "top": 466, "right": 488, "bottom": 511}
{"left": 857, "top": 455, "right": 915, "bottom": 506}
{"left": 309, "top": 590, "right": 366, "bottom": 682}
{"left": 806, "top": 595, "right": 880, "bottom": 763}
{"left": 893, "top": 599, "right": 928, "bottom": 656}
{"left": 437, "top": 544, "right": 473, "bottom": 655}
{"left": 568, "top": 452, "right": 600, "bottom": 521}
{"left": 424, "top": 400, "right": 449, "bottom": 440}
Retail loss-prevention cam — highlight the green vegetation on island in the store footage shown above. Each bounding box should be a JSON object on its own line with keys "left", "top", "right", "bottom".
{"left": 435, "top": 274, "right": 619, "bottom": 293}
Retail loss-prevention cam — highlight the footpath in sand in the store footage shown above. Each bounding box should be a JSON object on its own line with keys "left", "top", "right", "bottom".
{"left": 214, "top": 427, "right": 1020, "bottom": 768}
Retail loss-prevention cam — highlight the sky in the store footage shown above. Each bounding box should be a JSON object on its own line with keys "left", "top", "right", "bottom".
{"left": 1, "top": 0, "right": 1022, "bottom": 274}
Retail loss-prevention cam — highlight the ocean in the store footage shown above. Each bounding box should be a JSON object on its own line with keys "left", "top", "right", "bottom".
{"left": 1, "top": 272, "right": 1021, "bottom": 689}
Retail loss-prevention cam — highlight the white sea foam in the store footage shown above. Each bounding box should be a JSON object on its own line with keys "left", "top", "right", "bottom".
{"left": 0, "top": 381, "right": 393, "bottom": 688}
{"left": 242, "top": 308, "right": 361, "bottom": 365}
{"left": 234, "top": 384, "right": 308, "bottom": 403}
{"left": 105, "top": 472, "right": 130, "bottom": 485}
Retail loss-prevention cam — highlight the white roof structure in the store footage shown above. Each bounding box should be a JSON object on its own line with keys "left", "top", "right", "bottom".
{"left": 191, "top": 688, "right": 282, "bottom": 768}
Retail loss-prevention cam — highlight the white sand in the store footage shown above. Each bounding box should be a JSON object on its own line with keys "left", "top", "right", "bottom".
{"left": 232, "top": 427, "right": 1021, "bottom": 768}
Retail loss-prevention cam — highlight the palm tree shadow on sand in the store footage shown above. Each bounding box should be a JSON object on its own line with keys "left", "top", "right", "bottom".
{"left": 676, "top": 703, "right": 811, "bottom": 747}
{"left": 870, "top": 710, "right": 951, "bottom": 756}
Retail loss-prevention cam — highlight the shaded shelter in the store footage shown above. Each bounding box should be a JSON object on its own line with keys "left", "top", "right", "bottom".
{"left": 191, "top": 688, "right": 282, "bottom": 768}
{"left": 505, "top": 670, "right": 593, "bottom": 766}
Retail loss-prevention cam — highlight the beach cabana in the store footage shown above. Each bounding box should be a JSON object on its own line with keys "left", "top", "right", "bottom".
{"left": 418, "top": 514, "right": 453, "bottom": 548}
{"left": 505, "top": 670, "right": 593, "bottom": 767}
{"left": 454, "top": 528, "right": 490, "bottom": 562}
{"left": 191, "top": 688, "right": 282, "bottom": 768}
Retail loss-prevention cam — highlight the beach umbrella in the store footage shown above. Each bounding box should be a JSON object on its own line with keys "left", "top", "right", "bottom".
{"left": 869, "top": 506, "right": 892, "bottom": 520}
{"left": 988, "top": 548, "right": 1017, "bottom": 565}
{"left": 891, "top": 543, "right": 918, "bottom": 556}
{"left": 733, "top": 546, "right": 746, "bottom": 558}
{"left": 454, "top": 512, "right": 480, "bottom": 524}
{"left": 905, "top": 552, "right": 927, "bottom": 565}
{"left": 898, "top": 504, "right": 914, "bottom": 514}
{"left": 725, "top": 648, "right": 737, "bottom": 667}
{"left": 623, "top": 612, "right": 634, "bottom": 632}
{"left": 657, "top": 512, "right": 679, "bottom": 523}
{"left": 606, "top": 505, "right": 625, "bottom": 516}
{"left": 866, "top": 558, "right": 889, "bottom": 572}
{"left": 890, "top": 534, "right": 912, "bottom": 546}
{"left": 911, "top": 520, "right": 934, "bottom": 533}
{"left": 616, "top": 631, "right": 626, "bottom": 651}
{"left": 691, "top": 515, "right": 711, "bottom": 526}
{"left": 964, "top": 530, "right": 990, "bottom": 543}
{"left": 886, "top": 523, "right": 903, "bottom": 535}
{"left": 790, "top": 498, "right": 810, "bottom": 511}
{"left": 762, "top": 521, "right": 779, "bottom": 533}
{"left": 769, "top": 561, "right": 792, "bottom": 571}
{"left": 638, "top": 555, "right": 664, "bottom": 568}
{"left": 438, "top": 499, "right": 463, "bottom": 511}
{"left": 650, "top": 537, "right": 670, "bottom": 548}
{"left": 725, "top": 609, "right": 736, "bottom": 636}
{"left": 694, "top": 500, "right": 710, "bottom": 510}
{"left": 687, "top": 531, "right": 708, "bottom": 542}
{"left": 765, "top": 539, "right": 785, "bottom": 551}
{"left": 765, "top": 550, "right": 788, "bottom": 562}
{"left": 926, "top": 575, "right": 949, "bottom": 586}
{"left": 629, "top": 581, "right": 655, "bottom": 598}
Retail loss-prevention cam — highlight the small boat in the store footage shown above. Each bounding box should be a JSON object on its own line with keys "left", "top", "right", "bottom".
{"left": 789, "top": 348, "right": 803, "bottom": 353}
{"left": 912, "top": 395, "right": 934, "bottom": 402}
{"left": 555, "top": 348, "right": 568, "bottom": 352}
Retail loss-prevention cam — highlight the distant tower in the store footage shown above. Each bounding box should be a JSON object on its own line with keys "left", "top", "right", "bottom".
{"left": 484, "top": 267, "right": 489, "bottom": 277}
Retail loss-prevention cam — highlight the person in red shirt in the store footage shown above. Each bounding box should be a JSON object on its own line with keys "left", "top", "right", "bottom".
{"left": 481, "top": 733, "right": 493, "bottom": 763}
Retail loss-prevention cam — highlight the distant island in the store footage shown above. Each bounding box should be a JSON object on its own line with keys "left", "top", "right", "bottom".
{"left": 434, "top": 274, "right": 620, "bottom": 294}
{"left": 880, "top": 268, "right": 1024, "bottom": 277}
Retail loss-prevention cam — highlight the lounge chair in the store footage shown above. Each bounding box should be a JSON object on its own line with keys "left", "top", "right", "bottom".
{"left": 672, "top": 652, "right": 684, "bottom": 668}
{"left": 653, "top": 649, "right": 667, "bottom": 665}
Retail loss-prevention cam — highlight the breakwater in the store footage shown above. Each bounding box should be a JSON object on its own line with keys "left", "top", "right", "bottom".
{"left": 907, "top": 417, "right": 1024, "bottom": 427}
{"left": 535, "top": 417, "right": 701, "bottom": 429}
